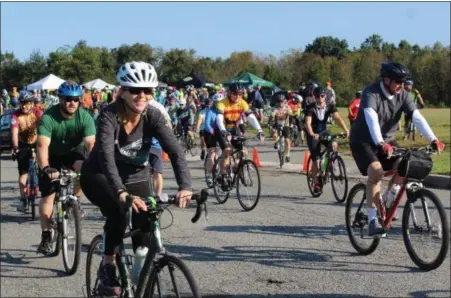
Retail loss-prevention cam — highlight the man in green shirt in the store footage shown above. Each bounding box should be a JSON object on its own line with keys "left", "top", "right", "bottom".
{"left": 36, "top": 81, "right": 96, "bottom": 255}
{"left": 403, "top": 80, "right": 425, "bottom": 140}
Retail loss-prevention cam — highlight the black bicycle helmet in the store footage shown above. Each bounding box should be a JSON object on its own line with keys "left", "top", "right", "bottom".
{"left": 313, "top": 86, "right": 327, "bottom": 98}
{"left": 356, "top": 91, "right": 362, "bottom": 98}
{"left": 276, "top": 94, "right": 286, "bottom": 102}
{"left": 380, "top": 62, "right": 409, "bottom": 81}
{"left": 229, "top": 83, "right": 245, "bottom": 93}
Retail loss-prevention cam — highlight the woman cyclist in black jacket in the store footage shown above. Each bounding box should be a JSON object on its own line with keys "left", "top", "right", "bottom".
{"left": 80, "top": 61, "right": 192, "bottom": 297}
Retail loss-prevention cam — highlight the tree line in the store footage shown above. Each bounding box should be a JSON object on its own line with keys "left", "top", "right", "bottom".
{"left": 1, "top": 34, "right": 450, "bottom": 107}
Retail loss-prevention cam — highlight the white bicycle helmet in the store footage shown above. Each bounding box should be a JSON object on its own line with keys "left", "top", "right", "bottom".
{"left": 117, "top": 61, "right": 158, "bottom": 88}
{"left": 212, "top": 94, "right": 221, "bottom": 102}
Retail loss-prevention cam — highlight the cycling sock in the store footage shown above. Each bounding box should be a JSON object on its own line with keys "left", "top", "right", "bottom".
{"left": 368, "top": 208, "right": 377, "bottom": 223}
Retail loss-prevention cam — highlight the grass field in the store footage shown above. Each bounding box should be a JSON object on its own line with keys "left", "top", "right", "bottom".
{"left": 257, "top": 108, "right": 450, "bottom": 175}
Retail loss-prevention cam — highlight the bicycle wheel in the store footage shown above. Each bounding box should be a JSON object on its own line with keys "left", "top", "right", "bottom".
{"left": 236, "top": 160, "right": 261, "bottom": 212}
{"left": 402, "top": 188, "right": 450, "bottom": 271}
{"left": 62, "top": 201, "right": 82, "bottom": 275}
{"left": 28, "top": 193, "right": 36, "bottom": 221}
{"left": 212, "top": 157, "right": 231, "bottom": 204}
{"left": 85, "top": 234, "right": 103, "bottom": 298}
{"left": 293, "top": 132, "right": 301, "bottom": 147}
{"left": 49, "top": 204, "right": 61, "bottom": 257}
{"left": 144, "top": 254, "right": 201, "bottom": 298}
{"left": 345, "top": 184, "right": 380, "bottom": 255}
{"left": 306, "top": 156, "right": 321, "bottom": 198}
{"left": 189, "top": 138, "right": 198, "bottom": 156}
{"left": 330, "top": 155, "right": 348, "bottom": 203}
{"left": 278, "top": 136, "right": 285, "bottom": 168}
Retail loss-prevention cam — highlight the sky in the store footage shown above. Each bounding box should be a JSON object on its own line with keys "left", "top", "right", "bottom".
{"left": 1, "top": 1, "right": 450, "bottom": 61}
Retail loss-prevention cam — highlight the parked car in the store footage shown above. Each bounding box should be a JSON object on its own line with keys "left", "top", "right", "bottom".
{"left": 0, "top": 110, "right": 13, "bottom": 154}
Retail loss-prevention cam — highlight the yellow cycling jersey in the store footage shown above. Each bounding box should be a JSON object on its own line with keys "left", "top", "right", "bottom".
{"left": 217, "top": 98, "right": 251, "bottom": 129}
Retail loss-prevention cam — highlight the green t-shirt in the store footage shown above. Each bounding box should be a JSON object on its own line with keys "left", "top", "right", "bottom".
{"left": 37, "top": 105, "right": 96, "bottom": 155}
{"left": 408, "top": 89, "right": 421, "bottom": 104}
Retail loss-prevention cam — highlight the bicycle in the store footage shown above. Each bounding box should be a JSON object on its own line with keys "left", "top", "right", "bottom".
{"left": 306, "top": 132, "right": 348, "bottom": 203}
{"left": 345, "top": 146, "right": 449, "bottom": 271}
{"left": 85, "top": 189, "right": 209, "bottom": 298}
{"left": 203, "top": 146, "right": 221, "bottom": 189}
{"left": 289, "top": 115, "right": 304, "bottom": 147}
{"left": 212, "top": 136, "right": 261, "bottom": 211}
{"left": 274, "top": 125, "right": 288, "bottom": 169}
{"left": 13, "top": 148, "right": 39, "bottom": 220}
{"left": 45, "top": 169, "right": 82, "bottom": 275}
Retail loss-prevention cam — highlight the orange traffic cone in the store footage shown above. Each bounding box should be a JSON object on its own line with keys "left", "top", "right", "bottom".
{"left": 162, "top": 151, "right": 169, "bottom": 162}
{"left": 253, "top": 147, "right": 262, "bottom": 168}
{"left": 302, "top": 149, "right": 310, "bottom": 173}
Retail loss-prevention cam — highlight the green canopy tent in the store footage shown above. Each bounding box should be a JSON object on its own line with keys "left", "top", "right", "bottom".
{"left": 223, "top": 71, "right": 275, "bottom": 88}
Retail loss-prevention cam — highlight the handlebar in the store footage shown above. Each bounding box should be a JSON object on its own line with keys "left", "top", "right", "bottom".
{"left": 319, "top": 132, "right": 347, "bottom": 141}
{"left": 125, "top": 188, "right": 209, "bottom": 224}
{"left": 391, "top": 145, "right": 437, "bottom": 157}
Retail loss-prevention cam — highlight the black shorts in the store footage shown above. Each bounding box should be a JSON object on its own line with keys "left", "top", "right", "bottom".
{"left": 16, "top": 145, "right": 35, "bottom": 175}
{"left": 148, "top": 147, "right": 163, "bottom": 174}
{"left": 38, "top": 148, "right": 87, "bottom": 197}
{"left": 273, "top": 125, "right": 292, "bottom": 138}
{"left": 203, "top": 132, "right": 218, "bottom": 149}
{"left": 350, "top": 140, "right": 399, "bottom": 176}
{"left": 215, "top": 128, "right": 243, "bottom": 151}
{"left": 306, "top": 135, "right": 330, "bottom": 162}
{"left": 199, "top": 131, "right": 204, "bottom": 138}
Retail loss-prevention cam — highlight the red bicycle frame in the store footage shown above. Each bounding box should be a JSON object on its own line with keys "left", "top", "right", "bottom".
{"left": 378, "top": 170, "right": 407, "bottom": 230}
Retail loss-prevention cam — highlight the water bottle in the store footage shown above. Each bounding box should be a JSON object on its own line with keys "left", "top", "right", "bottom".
{"left": 383, "top": 184, "right": 401, "bottom": 209}
{"left": 131, "top": 246, "right": 148, "bottom": 285}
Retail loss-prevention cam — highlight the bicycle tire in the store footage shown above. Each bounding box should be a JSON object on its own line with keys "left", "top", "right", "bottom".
{"left": 49, "top": 204, "right": 62, "bottom": 257}
{"left": 212, "top": 157, "right": 231, "bottom": 204}
{"left": 402, "top": 188, "right": 450, "bottom": 271}
{"left": 189, "top": 141, "right": 198, "bottom": 157}
{"left": 62, "top": 202, "right": 82, "bottom": 275}
{"left": 306, "top": 156, "right": 321, "bottom": 197}
{"left": 85, "top": 234, "right": 103, "bottom": 298}
{"left": 144, "top": 254, "right": 201, "bottom": 298}
{"left": 236, "top": 160, "right": 261, "bottom": 212}
{"left": 278, "top": 136, "right": 285, "bottom": 169}
{"left": 345, "top": 184, "right": 380, "bottom": 255}
{"left": 29, "top": 194, "right": 36, "bottom": 221}
{"left": 330, "top": 155, "right": 348, "bottom": 203}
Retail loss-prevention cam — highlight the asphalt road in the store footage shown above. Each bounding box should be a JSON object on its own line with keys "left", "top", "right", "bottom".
{"left": 1, "top": 147, "right": 450, "bottom": 297}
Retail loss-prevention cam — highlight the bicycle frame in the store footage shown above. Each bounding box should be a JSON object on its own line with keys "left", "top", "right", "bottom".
{"left": 378, "top": 170, "right": 408, "bottom": 230}
{"left": 26, "top": 150, "right": 39, "bottom": 199}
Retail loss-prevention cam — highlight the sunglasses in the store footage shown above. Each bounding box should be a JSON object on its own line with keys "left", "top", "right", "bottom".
{"left": 124, "top": 87, "right": 153, "bottom": 95}
{"left": 319, "top": 94, "right": 326, "bottom": 98}
{"left": 394, "top": 79, "right": 405, "bottom": 84}
{"left": 231, "top": 92, "right": 243, "bottom": 96}
{"left": 62, "top": 96, "right": 81, "bottom": 103}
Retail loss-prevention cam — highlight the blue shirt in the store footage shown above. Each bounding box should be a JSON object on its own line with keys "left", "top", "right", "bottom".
{"left": 203, "top": 107, "right": 218, "bottom": 135}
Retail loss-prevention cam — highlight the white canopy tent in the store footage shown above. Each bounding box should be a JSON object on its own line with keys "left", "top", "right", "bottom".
{"left": 27, "top": 74, "right": 65, "bottom": 91}
{"left": 82, "top": 78, "right": 116, "bottom": 90}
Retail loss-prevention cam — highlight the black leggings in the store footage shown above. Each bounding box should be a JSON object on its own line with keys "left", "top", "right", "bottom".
{"left": 80, "top": 169, "right": 152, "bottom": 255}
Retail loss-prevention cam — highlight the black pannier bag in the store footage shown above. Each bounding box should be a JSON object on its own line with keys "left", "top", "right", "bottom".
{"left": 397, "top": 150, "right": 433, "bottom": 181}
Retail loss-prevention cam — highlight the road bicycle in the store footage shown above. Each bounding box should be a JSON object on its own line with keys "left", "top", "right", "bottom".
{"left": 306, "top": 132, "right": 348, "bottom": 202}
{"left": 212, "top": 136, "right": 261, "bottom": 211}
{"left": 345, "top": 146, "right": 449, "bottom": 271}
{"left": 13, "top": 148, "right": 39, "bottom": 220}
{"left": 85, "top": 189, "right": 209, "bottom": 298}
{"left": 46, "top": 169, "right": 82, "bottom": 275}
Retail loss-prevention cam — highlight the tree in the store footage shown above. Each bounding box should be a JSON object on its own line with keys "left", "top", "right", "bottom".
{"left": 360, "top": 34, "right": 384, "bottom": 52}
{"left": 305, "top": 36, "right": 349, "bottom": 58}
{"left": 159, "top": 49, "right": 196, "bottom": 83}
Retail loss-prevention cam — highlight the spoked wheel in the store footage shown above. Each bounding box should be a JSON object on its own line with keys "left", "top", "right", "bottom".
{"left": 85, "top": 234, "right": 103, "bottom": 298}
{"left": 188, "top": 138, "right": 198, "bottom": 156}
{"left": 402, "top": 189, "right": 450, "bottom": 271}
{"left": 292, "top": 133, "right": 301, "bottom": 147}
{"left": 330, "top": 155, "right": 348, "bottom": 203}
{"left": 62, "top": 201, "right": 82, "bottom": 275}
{"left": 278, "top": 137, "right": 285, "bottom": 169}
{"left": 212, "top": 158, "right": 231, "bottom": 204}
{"left": 345, "top": 184, "right": 380, "bottom": 255}
{"left": 236, "top": 160, "right": 261, "bottom": 212}
{"left": 145, "top": 254, "right": 201, "bottom": 298}
{"left": 306, "top": 156, "right": 321, "bottom": 197}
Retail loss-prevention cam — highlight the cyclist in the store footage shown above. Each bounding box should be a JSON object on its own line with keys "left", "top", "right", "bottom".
{"left": 350, "top": 62, "right": 445, "bottom": 237}
{"left": 305, "top": 86, "right": 349, "bottom": 193}
{"left": 403, "top": 80, "right": 425, "bottom": 140}
{"left": 80, "top": 61, "right": 192, "bottom": 297}
{"left": 196, "top": 98, "right": 212, "bottom": 160}
{"left": 269, "top": 94, "right": 293, "bottom": 162}
{"left": 36, "top": 81, "right": 96, "bottom": 255}
{"left": 203, "top": 94, "right": 222, "bottom": 187}
{"left": 176, "top": 98, "right": 196, "bottom": 145}
{"left": 287, "top": 92, "right": 304, "bottom": 145}
{"left": 216, "top": 83, "right": 265, "bottom": 191}
{"left": 148, "top": 89, "right": 173, "bottom": 197}
{"left": 347, "top": 91, "right": 362, "bottom": 127}
{"left": 11, "top": 92, "right": 44, "bottom": 212}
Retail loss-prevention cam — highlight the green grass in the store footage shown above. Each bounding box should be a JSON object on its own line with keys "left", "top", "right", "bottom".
{"left": 250, "top": 108, "right": 450, "bottom": 175}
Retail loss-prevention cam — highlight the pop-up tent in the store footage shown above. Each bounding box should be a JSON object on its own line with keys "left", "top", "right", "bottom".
{"left": 27, "top": 74, "right": 65, "bottom": 91}
{"left": 223, "top": 71, "right": 275, "bottom": 88}
{"left": 82, "top": 78, "right": 116, "bottom": 90}
{"left": 175, "top": 72, "right": 214, "bottom": 89}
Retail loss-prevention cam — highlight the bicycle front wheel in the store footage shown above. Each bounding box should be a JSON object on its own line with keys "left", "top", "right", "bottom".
{"left": 85, "top": 234, "right": 103, "bottom": 298}
{"left": 402, "top": 188, "right": 450, "bottom": 271}
{"left": 306, "top": 156, "right": 321, "bottom": 197}
{"left": 212, "top": 158, "right": 231, "bottom": 204}
{"left": 330, "top": 155, "right": 348, "bottom": 203}
{"left": 145, "top": 254, "right": 201, "bottom": 298}
{"left": 62, "top": 201, "right": 82, "bottom": 275}
{"left": 236, "top": 160, "right": 261, "bottom": 211}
